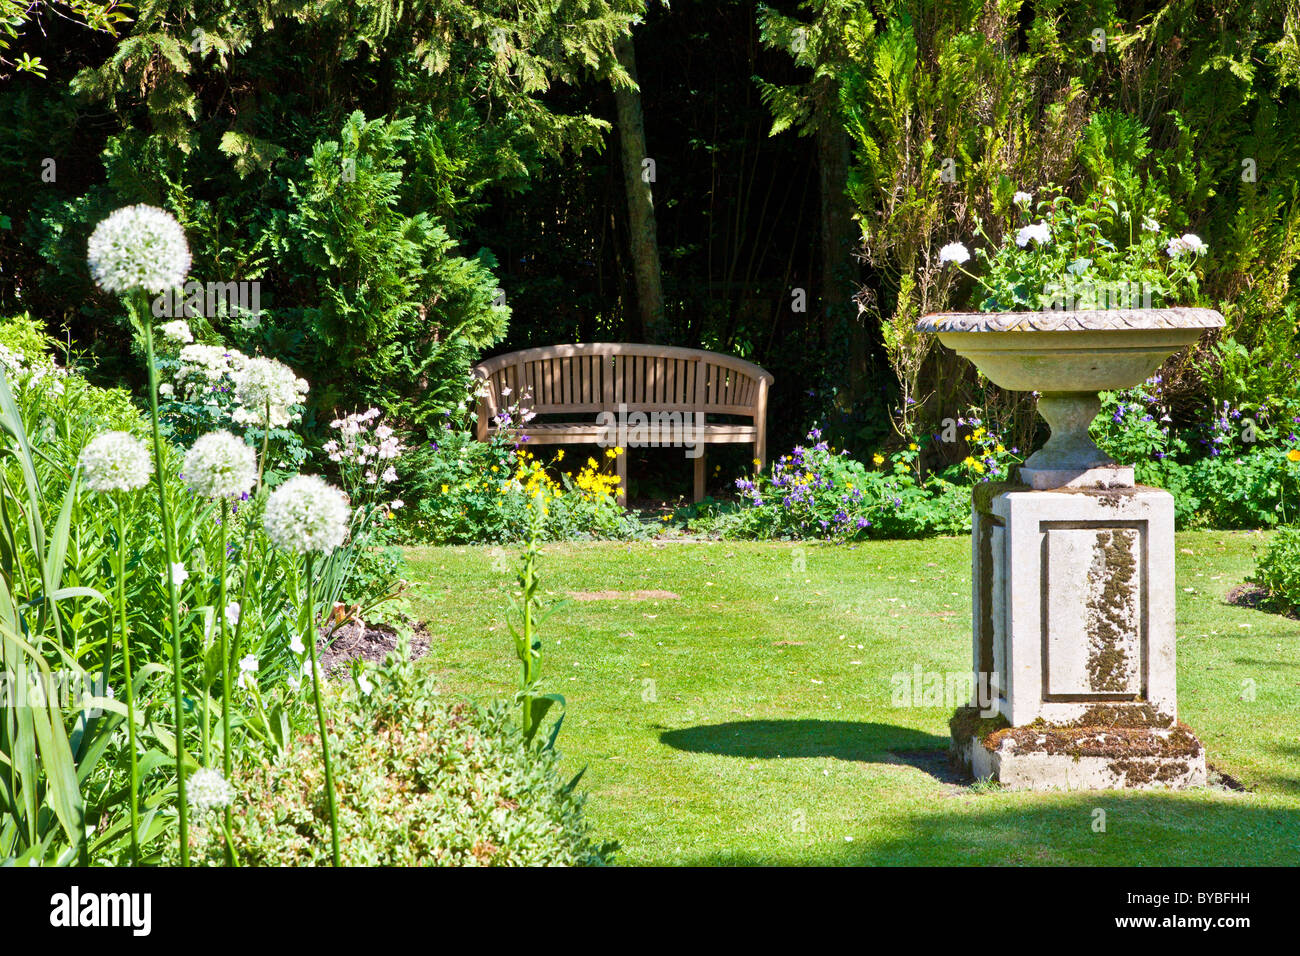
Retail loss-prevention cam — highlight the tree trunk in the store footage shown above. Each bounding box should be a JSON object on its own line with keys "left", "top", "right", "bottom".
{"left": 614, "top": 33, "right": 666, "bottom": 343}
{"left": 815, "top": 77, "right": 858, "bottom": 378}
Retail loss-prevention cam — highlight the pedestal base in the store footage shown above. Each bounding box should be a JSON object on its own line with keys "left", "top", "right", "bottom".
{"left": 950, "top": 706, "right": 1206, "bottom": 791}
{"left": 1019, "top": 463, "right": 1134, "bottom": 490}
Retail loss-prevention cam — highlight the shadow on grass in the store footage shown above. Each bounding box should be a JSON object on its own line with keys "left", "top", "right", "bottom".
{"left": 659, "top": 719, "right": 962, "bottom": 782}
{"left": 682, "top": 796, "right": 1300, "bottom": 866}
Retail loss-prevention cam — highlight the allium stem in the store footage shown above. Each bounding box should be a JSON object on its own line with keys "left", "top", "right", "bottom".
{"left": 218, "top": 498, "right": 233, "bottom": 863}
{"left": 304, "top": 553, "right": 341, "bottom": 866}
{"left": 113, "top": 505, "right": 141, "bottom": 865}
{"left": 140, "top": 295, "right": 189, "bottom": 865}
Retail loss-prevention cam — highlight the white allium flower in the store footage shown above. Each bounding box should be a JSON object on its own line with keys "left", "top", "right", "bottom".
{"left": 1013, "top": 190, "right": 1033, "bottom": 205}
{"left": 1166, "top": 233, "right": 1207, "bottom": 257}
{"left": 237, "top": 654, "right": 258, "bottom": 690}
{"left": 182, "top": 430, "right": 257, "bottom": 499}
{"left": 1015, "top": 222, "right": 1051, "bottom": 247}
{"left": 79, "top": 431, "right": 153, "bottom": 493}
{"left": 186, "top": 767, "right": 235, "bottom": 812}
{"left": 938, "top": 242, "right": 970, "bottom": 265}
{"left": 232, "top": 357, "right": 309, "bottom": 428}
{"left": 163, "top": 562, "right": 188, "bottom": 588}
{"left": 86, "top": 204, "right": 191, "bottom": 294}
{"left": 263, "top": 474, "right": 350, "bottom": 554}
{"left": 159, "top": 319, "right": 193, "bottom": 345}
{"left": 225, "top": 601, "right": 241, "bottom": 629}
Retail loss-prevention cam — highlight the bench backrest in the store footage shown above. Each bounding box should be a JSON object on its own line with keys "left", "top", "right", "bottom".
{"left": 472, "top": 343, "right": 773, "bottom": 434}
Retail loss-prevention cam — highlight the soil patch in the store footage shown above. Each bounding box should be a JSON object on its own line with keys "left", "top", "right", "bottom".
{"left": 568, "top": 589, "right": 681, "bottom": 601}
{"left": 317, "top": 617, "right": 431, "bottom": 679}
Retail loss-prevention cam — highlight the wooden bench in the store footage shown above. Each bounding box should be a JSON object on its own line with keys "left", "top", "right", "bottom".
{"left": 472, "top": 343, "right": 773, "bottom": 504}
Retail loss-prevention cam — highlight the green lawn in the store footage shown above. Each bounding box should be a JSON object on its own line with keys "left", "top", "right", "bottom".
{"left": 404, "top": 530, "right": 1300, "bottom": 865}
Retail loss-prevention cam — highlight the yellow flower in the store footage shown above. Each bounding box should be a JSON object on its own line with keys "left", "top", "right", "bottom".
{"left": 973, "top": 427, "right": 986, "bottom": 439}
{"left": 963, "top": 456, "right": 976, "bottom": 467}
{"left": 1289, "top": 449, "right": 1300, "bottom": 463}
{"left": 995, "top": 444, "right": 1005, "bottom": 454}
{"left": 441, "top": 484, "right": 449, "bottom": 493}
{"left": 973, "top": 461, "right": 986, "bottom": 474}
{"left": 872, "top": 453, "right": 884, "bottom": 466}
{"left": 908, "top": 443, "right": 918, "bottom": 451}
{"left": 555, "top": 449, "right": 565, "bottom": 461}
{"left": 491, "top": 465, "right": 499, "bottom": 473}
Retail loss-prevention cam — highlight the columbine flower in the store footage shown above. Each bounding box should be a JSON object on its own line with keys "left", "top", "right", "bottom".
{"left": 938, "top": 242, "right": 970, "bottom": 265}
{"left": 1015, "top": 222, "right": 1051, "bottom": 247}
{"left": 86, "top": 204, "right": 191, "bottom": 294}
{"left": 1013, "top": 190, "right": 1033, "bottom": 205}
{"left": 263, "top": 474, "right": 350, "bottom": 554}
{"left": 186, "top": 767, "right": 235, "bottom": 812}
{"left": 232, "top": 357, "right": 309, "bottom": 428}
{"left": 159, "top": 319, "right": 193, "bottom": 345}
{"left": 79, "top": 431, "right": 152, "bottom": 493}
{"left": 237, "top": 654, "right": 258, "bottom": 689}
{"left": 1166, "top": 233, "right": 1207, "bottom": 257}
{"left": 163, "top": 562, "right": 188, "bottom": 588}
{"left": 182, "top": 430, "right": 257, "bottom": 499}
{"left": 225, "top": 601, "right": 241, "bottom": 629}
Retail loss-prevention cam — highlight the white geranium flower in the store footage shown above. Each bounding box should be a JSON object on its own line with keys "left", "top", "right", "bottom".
{"left": 263, "top": 474, "right": 350, "bottom": 554}
{"left": 1015, "top": 222, "right": 1051, "bottom": 247}
{"left": 186, "top": 767, "right": 235, "bottom": 812}
{"left": 79, "top": 431, "right": 153, "bottom": 493}
{"left": 289, "top": 633, "right": 305, "bottom": 655}
{"left": 1013, "top": 190, "right": 1033, "bottom": 205}
{"left": 87, "top": 204, "right": 191, "bottom": 294}
{"left": 938, "top": 242, "right": 970, "bottom": 265}
{"left": 237, "top": 654, "right": 258, "bottom": 689}
{"left": 182, "top": 430, "right": 257, "bottom": 499}
{"left": 159, "top": 319, "right": 193, "bottom": 345}
{"left": 232, "top": 357, "right": 309, "bottom": 428}
{"left": 357, "top": 673, "right": 374, "bottom": 696}
{"left": 225, "top": 601, "right": 241, "bottom": 629}
{"left": 163, "top": 562, "right": 188, "bottom": 588}
{"left": 1166, "top": 233, "right": 1207, "bottom": 257}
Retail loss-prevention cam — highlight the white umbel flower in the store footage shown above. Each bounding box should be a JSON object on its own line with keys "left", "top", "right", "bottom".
{"left": 232, "top": 357, "right": 309, "bottom": 428}
{"left": 159, "top": 319, "right": 194, "bottom": 345}
{"left": 1015, "top": 221, "right": 1051, "bottom": 247}
{"left": 79, "top": 431, "right": 153, "bottom": 493}
{"left": 182, "top": 430, "right": 257, "bottom": 499}
{"left": 263, "top": 474, "right": 350, "bottom": 554}
{"left": 1166, "top": 233, "right": 1207, "bottom": 257}
{"left": 938, "top": 242, "right": 970, "bottom": 265}
{"left": 87, "top": 205, "right": 191, "bottom": 294}
{"left": 186, "top": 767, "right": 235, "bottom": 812}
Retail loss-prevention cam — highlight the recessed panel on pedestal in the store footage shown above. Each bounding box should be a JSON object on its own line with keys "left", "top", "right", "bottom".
{"left": 1043, "top": 525, "right": 1144, "bottom": 699}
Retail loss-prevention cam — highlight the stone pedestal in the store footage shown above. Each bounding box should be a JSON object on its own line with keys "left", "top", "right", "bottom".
{"left": 952, "top": 483, "right": 1206, "bottom": 790}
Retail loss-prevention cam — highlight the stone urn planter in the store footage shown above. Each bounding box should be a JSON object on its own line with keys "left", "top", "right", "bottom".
{"left": 917, "top": 306, "right": 1224, "bottom": 790}
{"left": 917, "top": 307, "right": 1224, "bottom": 489}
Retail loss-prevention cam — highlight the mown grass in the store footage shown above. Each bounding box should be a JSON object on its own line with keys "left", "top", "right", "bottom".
{"left": 404, "top": 530, "right": 1300, "bottom": 865}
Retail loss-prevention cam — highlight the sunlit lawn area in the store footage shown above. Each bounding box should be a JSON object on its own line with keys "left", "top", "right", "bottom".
{"left": 405, "top": 531, "right": 1300, "bottom": 865}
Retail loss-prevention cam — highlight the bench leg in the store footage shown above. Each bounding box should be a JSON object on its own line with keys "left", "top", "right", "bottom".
{"left": 616, "top": 447, "right": 628, "bottom": 508}
{"left": 693, "top": 449, "right": 706, "bottom": 503}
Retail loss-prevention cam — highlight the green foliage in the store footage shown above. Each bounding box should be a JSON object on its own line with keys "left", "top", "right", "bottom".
{"left": 713, "top": 427, "right": 979, "bottom": 540}
{"left": 1250, "top": 526, "right": 1300, "bottom": 613}
{"left": 959, "top": 182, "right": 1207, "bottom": 312}
{"left": 182, "top": 648, "right": 615, "bottom": 866}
